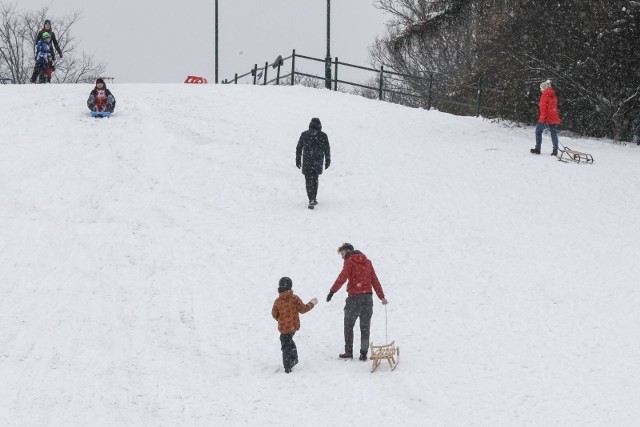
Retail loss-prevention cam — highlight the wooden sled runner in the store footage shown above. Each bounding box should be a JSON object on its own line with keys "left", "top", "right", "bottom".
{"left": 558, "top": 146, "right": 594, "bottom": 164}
{"left": 370, "top": 340, "right": 399, "bottom": 373}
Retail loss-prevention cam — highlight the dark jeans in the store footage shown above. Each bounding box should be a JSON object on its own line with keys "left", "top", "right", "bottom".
{"left": 343, "top": 294, "right": 373, "bottom": 355}
{"left": 304, "top": 173, "right": 319, "bottom": 201}
{"left": 280, "top": 333, "right": 298, "bottom": 370}
{"left": 535, "top": 123, "right": 559, "bottom": 151}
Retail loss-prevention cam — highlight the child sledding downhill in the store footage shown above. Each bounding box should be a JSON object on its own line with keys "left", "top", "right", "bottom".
{"left": 87, "top": 78, "right": 116, "bottom": 117}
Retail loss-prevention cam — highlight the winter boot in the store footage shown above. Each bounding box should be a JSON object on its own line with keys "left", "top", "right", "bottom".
{"left": 359, "top": 351, "right": 368, "bottom": 361}
{"left": 308, "top": 200, "right": 314, "bottom": 210}
{"left": 339, "top": 352, "right": 353, "bottom": 359}
{"left": 551, "top": 148, "right": 558, "bottom": 156}
{"left": 310, "top": 199, "right": 318, "bottom": 206}
{"left": 530, "top": 148, "right": 540, "bottom": 154}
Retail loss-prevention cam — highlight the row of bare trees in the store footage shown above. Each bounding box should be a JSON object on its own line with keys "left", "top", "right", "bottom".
{"left": 371, "top": 0, "right": 640, "bottom": 141}
{"left": 0, "top": 3, "right": 105, "bottom": 84}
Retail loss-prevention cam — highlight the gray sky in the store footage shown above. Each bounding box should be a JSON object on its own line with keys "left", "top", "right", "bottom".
{"left": 16, "top": 0, "right": 390, "bottom": 83}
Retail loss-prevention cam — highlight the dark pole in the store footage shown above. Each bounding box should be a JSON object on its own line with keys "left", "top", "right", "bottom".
{"left": 324, "top": 0, "right": 331, "bottom": 89}
{"left": 215, "top": 0, "right": 219, "bottom": 84}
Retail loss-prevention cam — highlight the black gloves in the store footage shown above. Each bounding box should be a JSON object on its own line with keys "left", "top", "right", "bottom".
{"left": 296, "top": 160, "right": 301, "bottom": 169}
{"left": 325, "top": 160, "right": 330, "bottom": 170}
{"left": 326, "top": 291, "right": 334, "bottom": 302}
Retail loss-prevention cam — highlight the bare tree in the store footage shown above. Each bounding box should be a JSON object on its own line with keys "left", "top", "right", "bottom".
{"left": 0, "top": 3, "right": 105, "bottom": 84}
{"left": 0, "top": 3, "right": 28, "bottom": 83}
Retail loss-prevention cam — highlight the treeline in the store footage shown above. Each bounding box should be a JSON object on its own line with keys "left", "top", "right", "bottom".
{"left": 0, "top": 3, "right": 105, "bottom": 84}
{"left": 371, "top": 0, "right": 640, "bottom": 141}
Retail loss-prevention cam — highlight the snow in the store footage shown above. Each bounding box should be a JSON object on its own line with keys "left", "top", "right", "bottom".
{"left": 1, "top": 83, "right": 639, "bottom": 427}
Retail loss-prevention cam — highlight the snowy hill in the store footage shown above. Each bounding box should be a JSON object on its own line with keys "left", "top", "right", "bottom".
{"left": 1, "top": 83, "right": 639, "bottom": 427}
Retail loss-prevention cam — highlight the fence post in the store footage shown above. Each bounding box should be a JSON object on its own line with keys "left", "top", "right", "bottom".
{"left": 276, "top": 62, "right": 281, "bottom": 85}
{"left": 291, "top": 49, "right": 296, "bottom": 86}
{"left": 234, "top": 73, "right": 238, "bottom": 84}
{"left": 476, "top": 76, "right": 482, "bottom": 117}
{"left": 253, "top": 64, "right": 258, "bottom": 85}
{"left": 263, "top": 62, "right": 268, "bottom": 85}
{"left": 379, "top": 66, "right": 384, "bottom": 101}
{"left": 334, "top": 57, "right": 338, "bottom": 91}
{"left": 428, "top": 73, "right": 433, "bottom": 110}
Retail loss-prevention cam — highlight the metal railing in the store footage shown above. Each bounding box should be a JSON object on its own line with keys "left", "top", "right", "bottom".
{"left": 222, "top": 49, "right": 483, "bottom": 117}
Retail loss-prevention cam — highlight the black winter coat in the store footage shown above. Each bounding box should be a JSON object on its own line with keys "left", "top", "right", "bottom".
{"left": 295, "top": 118, "right": 331, "bottom": 175}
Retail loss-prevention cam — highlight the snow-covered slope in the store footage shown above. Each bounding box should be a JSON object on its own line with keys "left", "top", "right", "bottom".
{"left": 1, "top": 83, "right": 639, "bottom": 427}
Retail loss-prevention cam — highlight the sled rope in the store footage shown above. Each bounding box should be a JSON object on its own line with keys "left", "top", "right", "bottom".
{"left": 385, "top": 304, "right": 388, "bottom": 343}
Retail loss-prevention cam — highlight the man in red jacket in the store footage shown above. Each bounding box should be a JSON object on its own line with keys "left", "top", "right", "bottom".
{"left": 531, "top": 79, "right": 561, "bottom": 156}
{"left": 327, "top": 243, "right": 388, "bottom": 361}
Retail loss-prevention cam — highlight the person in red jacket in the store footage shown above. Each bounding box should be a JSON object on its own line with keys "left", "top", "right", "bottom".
{"left": 326, "top": 243, "right": 388, "bottom": 361}
{"left": 272, "top": 277, "right": 317, "bottom": 373}
{"left": 531, "top": 79, "right": 561, "bottom": 156}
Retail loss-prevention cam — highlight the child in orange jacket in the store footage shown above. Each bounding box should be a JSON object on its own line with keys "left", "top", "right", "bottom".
{"left": 271, "top": 277, "right": 317, "bottom": 373}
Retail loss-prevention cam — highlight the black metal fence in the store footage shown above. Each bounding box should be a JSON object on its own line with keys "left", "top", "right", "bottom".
{"left": 222, "top": 50, "right": 483, "bottom": 117}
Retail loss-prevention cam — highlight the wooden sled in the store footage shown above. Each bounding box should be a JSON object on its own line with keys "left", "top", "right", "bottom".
{"left": 558, "top": 146, "right": 594, "bottom": 164}
{"left": 370, "top": 341, "right": 399, "bottom": 373}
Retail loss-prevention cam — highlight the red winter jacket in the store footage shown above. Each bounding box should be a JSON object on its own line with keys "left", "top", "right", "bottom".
{"left": 330, "top": 251, "right": 386, "bottom": 300}
{"left": 538, "top": 88, "right": 560, "bottom": 125}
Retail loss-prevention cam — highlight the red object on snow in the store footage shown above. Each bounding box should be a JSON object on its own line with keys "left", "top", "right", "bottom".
{"left": 184, "top": 76, "right": 208, "bottom": 84}
{"left": 538, "top": 88, "right": 560, "bottom": 124}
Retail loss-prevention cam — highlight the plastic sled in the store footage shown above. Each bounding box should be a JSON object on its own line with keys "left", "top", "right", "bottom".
{"left": 91, "top": 111, "right": 111, "bottom": 118}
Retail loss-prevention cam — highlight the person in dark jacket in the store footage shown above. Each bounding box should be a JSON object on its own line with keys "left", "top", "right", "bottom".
{"left": 531, "top": 79, "right": 561, "bottom": 156}
{"left": 32, "top": 33, "right": 54, "bottom": 84}
{"left": 295, "top": 117, "right": 331, "bottom": 209}
{"left": 326, "top": 243, "right": 388, "bottom": 361}
{"left": 30, "top": 20, "right": 63, "bottom": 83}
{"left": 272, "top": 277, "right": 317, "bottom": 373}
{"left": 87, "top": 78, "right": 116, "bottom": 114}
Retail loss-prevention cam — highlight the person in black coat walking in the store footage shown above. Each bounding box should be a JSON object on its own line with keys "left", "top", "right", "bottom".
{"left": 295, "top": 118, "right": 331, "bottom": 209}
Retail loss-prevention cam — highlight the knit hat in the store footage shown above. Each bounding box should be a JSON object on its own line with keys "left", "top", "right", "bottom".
{"left": 278, "top": 277, "right": 293, "bottom": 293}
{"left": 95, "top": 78, "right": 105, "bottom": 85}
{"left": 337, "top": 242, "right": 354, "bottom": 253}
{"left": 540, "top": 80, "right": 552, "bottom": 91}
{"left": 41, "top": 32, "right": 51, "bottom": 39}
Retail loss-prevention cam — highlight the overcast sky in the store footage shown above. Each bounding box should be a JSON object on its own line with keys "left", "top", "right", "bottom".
{"left": 16, "top": 0, "right": 390, "bottom": 83}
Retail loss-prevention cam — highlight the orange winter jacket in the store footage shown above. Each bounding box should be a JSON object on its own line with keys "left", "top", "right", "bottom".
{"left": 272, "top": 290, "right": 315, "bottom": 334}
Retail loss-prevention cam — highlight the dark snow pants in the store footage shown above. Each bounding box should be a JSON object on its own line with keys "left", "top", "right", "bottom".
{"left": 343, "top": 294, "right": 373, "bottom": 355}
{"left": 30, "top": 64, "right": 49, "bottom": 83}
{"left": 280, "top": 333, "right": 298, "bottom": 371}
{"left": 304, "top": 173, "right": 319, "bottom": 202}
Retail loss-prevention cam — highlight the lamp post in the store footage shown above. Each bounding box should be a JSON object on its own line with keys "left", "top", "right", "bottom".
{"left": 324, "top": 0, "right": 331, "bottom": 89}
{"left": 215, "top": 0, "right": 219, "bottom": 84}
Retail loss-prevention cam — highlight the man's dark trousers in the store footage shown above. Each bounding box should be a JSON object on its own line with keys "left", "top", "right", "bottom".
{"left": 343, "top": 294, "right": 373, "bottom": 355}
